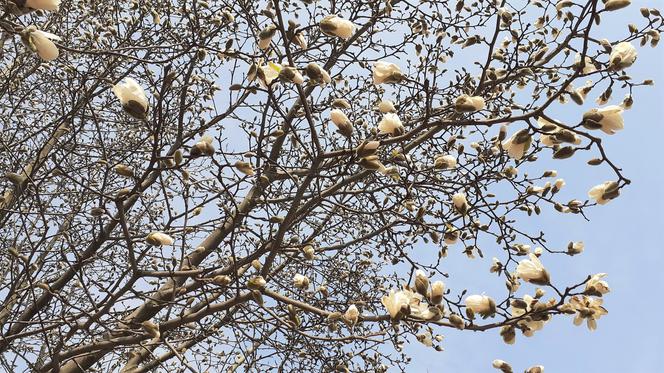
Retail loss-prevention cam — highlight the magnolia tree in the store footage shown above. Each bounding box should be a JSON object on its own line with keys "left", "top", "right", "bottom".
{"left": 0, "top": 0, "right": 661, "bottom": 371}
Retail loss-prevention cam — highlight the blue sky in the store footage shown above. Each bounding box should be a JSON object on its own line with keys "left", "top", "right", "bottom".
{"left": 406, "top": 1, "right": 664, "bottom": 371}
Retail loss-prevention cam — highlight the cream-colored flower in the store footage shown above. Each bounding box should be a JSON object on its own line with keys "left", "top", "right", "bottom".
{"left": 145, "top": 232, "right": 174, "bottom": 246}
{"left": 511, "top": 294, "right": 551, "bottom": 337}
{"left": 604, "top": 0, "right": 631, "bottom": 11}
{"left": 278, "top": 66, "right": 304, "bottom": 84}
{"left": 305, "top": 62, "right": 331, "bottom": 85}
{"left": 569, "top": 295, "right": 607, "bottom": 331}
{"left": 319, "top": 15, "right": 356, "bottom": 39}
{"left": 292, "top": 31, "right": 307, "bottom": 49}
{"left": 235, "top": 161, "right": 255, "bottom": 176}
{"left": 372, "top": 61, "right": 404, "bottom": 85}
{"left": 465, "top": 294, "right": 496, "bottom": 317}
{"left": 114, "top": 164, "right": 134, "bottom": 178}
{"left": 355, "top": 141, "right": 380, "bottom": 158}
{"left": 452, "top": 193, "right": 469, "bottom": 215}
{"left": 344, "top": 304, "right": 360, "bottom": 326}
{"left": 22, "top": 27, "right": 61, "bottom": 61}
{"left": 416, "top": 330, "right": 433, "bottom": 347}
{"left": 377, "top": 113, "right": 404, "bottom": 136}
{"left": 526, "top": 366, "right": 545, "bottom": 373}
{"left": 358, "top": 155, "right": 387, "bottom": 173}
{"left": 411, "top": 303, "right": 441, "bottom": 321}
{"left": 302, "top": 245, "right": 315, "bottom": 260}
{"left": 190, "top": 135, "right": 215, "bottom": 157}
{"left": 378, "top": 100, "right": 396, "bottom": 113}
{"left": 585, "top": 273, "right": 610, "bottom": 296}
{"left": 609, "top": 42, "right": 637, "bottom": 69}
{"left": 330, "top": 109, "right": 353, "bottom": 137}
{"left": 588, "top": 181, "right": 619, "bottom": 205}
{"left": 556, "top": 0, "right": 574, "bottom": 11}
{"left": 293, "top": 274, "right": 310, "bottom": 289}
{"left": 454, "top": 94, "right": 485, "bottom": 112}
{"left": 257, "top": 24, "right": 277, "bottom": 50}
{"left": 444, "top": 227, "right": 460, "bottom": 244}
{"left": 430, "top": 281, "right": 445, "bottom": 304}
{"left": 567, "top": 241, "right": 584, "bottom": 255}
{"left": 492, "top": 360, "right": 513, "bottom": 372}
{"left": 538, "top": 117, "right": 581, "bottom": 146}
{"left": 112, "top": 78, "right": 149, "bottom": 119}
{"left": 490, "top": 257, "right": 502, "bottom": 274}
{"left": 584, "top": 105, "right": 624, "bottom": 135}
{"left": 414, "top": 270, "right": 429, "bottom": 296}
{"left": 516, "top": 253, "right": 550, "bottom": 285}
{"left": 568, "top": 80, "right": 594, "bottom": 105}
{"left": 381, "top": 288, "right": 416, "bottom": 320}
{"left": 25, "top": 0, "right": 61, "bottom": 10}
{"left": 247, "top": 276, "right": 266, "bottom": 290}
{"left": 502, "top": 129, "right": 532, "bottom": 160}
{"left": 574, "top": 53, "right": 597, "bottom": 74}
{"left": 257, "top": 62, "right": 282, "bottom": 87}
{"left": 433, "top": 154, "right": 457, "bottom": 169}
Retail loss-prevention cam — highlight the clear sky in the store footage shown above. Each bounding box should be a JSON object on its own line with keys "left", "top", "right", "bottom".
{"left": 406, "top": 1, "right": 664, "bottom": 371}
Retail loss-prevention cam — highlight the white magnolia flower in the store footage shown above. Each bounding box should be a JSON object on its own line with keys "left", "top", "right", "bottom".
{"left": 452, "top": 193, "right": 469, "bottom": 215}
{"left": 567, "top": 241, "right": 584, "bottom": 255}
{"left": 235, "top": 161, "right": 255, "bottom": 176}
{"left": 355, "top": 141, "right": 380, "bottom": 157}
{"left": 305, "top": 62, "right": 331, "bottom": 85}
{"left": 292, "top": 31, "right": 307, "bottom": 49}
{"left": 344, "top": 304, "right": 360, "bottom": 326}
{"left": 293, "top": 274, "right": 310, "bottom": 289}
{"left": 358, "top": 155, "right": 388, "bottom": 174}
{"left": 454, "top": 94, "right": 485, "bottom": 112}
{"left": 414, "top": 270, "right": 429, "bottom": 296}
{"left": 609, "top": 42, "right": 637, "bottom": 69}
{"left": 574, "top": 53, "right": 597, "bottom": 74}
{"left": 25, "top": 0, "right": 61, "bottom": 10}
{"left": 190, "top": 135, "right": 215, "bottom": 157}
{"left": 416, "top": 330, "right": 433, "bottom": 347}
{"left": 569, "top": 80, "right": 593, "bottom": 105}
{"left": 585, "top": 273, "right": 610, "bottom": 296}
{"left": 278, "top": 66, "right": 304, "bottom": 84}
{"left": 257, "top": 62, "right": 282, "bottom": 87}
{"left": 433, "top": 154, "right": 457, "bottom": 169}
{"left": 378, "top": 100, "right": 396, "bottom": 113}
{"left": 430, "top": 281, "right": 445, "bottom": 304}
{"left": 604, "top": 0, "right": 631, "bottom": 11}
{"left": 319, "top": 15, "right": 356, "bottom": 39}
{"left": 330, "top": 109, "right": 353, "bottom": 137}
{"left": 583, "top": 105, "right": 624, "bottom": 135}
{"left": 588, "top": 181, "right": 620, "bottom": 205}
{"left": 502, "top": 129, "right": 532, "bottom": 160}
{"left": 145, "top": 232, "right": 174, "bottom": 246}
{"left": 511, "top": 295, "right": 548, "bottom": 337}
{"left": 516, "top": 253, "right": 551, "bottom": 285}
{"left": 538, "top": 117, "right": 581, "bottom": 146}
{"left": 570, "top": 295, "right": 607, "bottom": 331}
{"left": 444, "top": 227, "right": 459, "bottom": 245}
{"left": 23, "top": 27, "right": 61, "bottom": 61}
{"left": 493, "top": 360, "right": 513, "bottom": 372}
{"left": 381, "top": 288, "right": 416, "bottom": 320}
{"left": 257, "top": 25, "right": 277, "bottom": 50}
{"left": 112, "top": 78, "right": 149, "bottom": 119}
{"left": 372, "top": 61, "right": 404, "bottom": 85}
{"left": 377, "top": 113, "right": 404, "bottom": 136}
{"left": 411, "top": 303, "right": 440, "bottom": 321}
{"left": 465, "top": 294, "right": 496, "bottom": 317}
